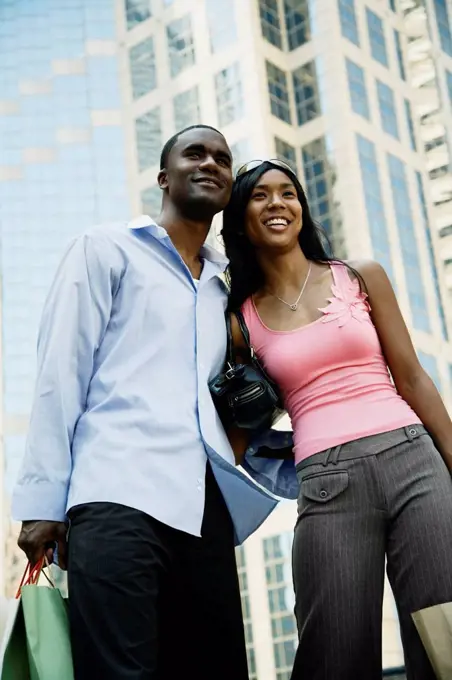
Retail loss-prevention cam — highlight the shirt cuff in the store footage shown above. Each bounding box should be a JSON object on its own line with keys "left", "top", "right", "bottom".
{"left": 242, "top": 429, "right": 299, "bottom": 500}
{"left": 12, "top": 481, "right": 68, "bottom": 523}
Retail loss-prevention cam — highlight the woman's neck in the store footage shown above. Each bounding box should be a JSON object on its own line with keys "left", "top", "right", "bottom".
{"left": 258, "top": 246, "right": 310, "bottom": 296}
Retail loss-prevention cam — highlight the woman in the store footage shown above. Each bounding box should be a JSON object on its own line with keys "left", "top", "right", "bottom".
{"left": 221, "top": 159, "right": 452, "bottom": 680}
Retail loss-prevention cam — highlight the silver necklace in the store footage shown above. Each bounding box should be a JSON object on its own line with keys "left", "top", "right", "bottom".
{"left": 271, "top": 263, "right": 312, "bottom": 311}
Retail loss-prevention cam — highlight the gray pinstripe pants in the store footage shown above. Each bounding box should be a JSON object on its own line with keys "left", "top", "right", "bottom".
{"left": 291, "top": 425, "right": 452, "bottom": 680}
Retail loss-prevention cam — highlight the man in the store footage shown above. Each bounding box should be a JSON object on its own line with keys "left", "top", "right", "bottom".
{"left": 12, "top": 125, "right": 280, "bottom": 679}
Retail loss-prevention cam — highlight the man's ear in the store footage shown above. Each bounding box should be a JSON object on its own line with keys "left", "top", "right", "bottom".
{"left": 158, "top": 169, "right": 168, "bottom": 190}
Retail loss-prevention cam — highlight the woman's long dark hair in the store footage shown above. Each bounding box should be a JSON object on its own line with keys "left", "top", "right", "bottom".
{"left": 221, "top": 161, "right": 336, "bottom": 312}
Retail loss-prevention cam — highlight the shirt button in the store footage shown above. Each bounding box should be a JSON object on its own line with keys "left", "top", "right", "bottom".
{"left": 197, "top": 485, "right": 202, "bottom": 492}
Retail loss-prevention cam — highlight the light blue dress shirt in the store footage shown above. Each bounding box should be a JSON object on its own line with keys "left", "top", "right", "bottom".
{"left": 12, "top": 217, "right": 298, "bottom": 545}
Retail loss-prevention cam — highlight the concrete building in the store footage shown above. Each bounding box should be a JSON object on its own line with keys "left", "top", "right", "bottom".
{"left": 1, "top": 0, "right": 451, "bottom": 674}
{"left": 401, "top": 0, "right": 452, "bottom": 298}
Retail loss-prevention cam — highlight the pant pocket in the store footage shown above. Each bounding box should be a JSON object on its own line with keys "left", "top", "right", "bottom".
{"left": 297, "top": 470, "right": 349, "bottom": 520}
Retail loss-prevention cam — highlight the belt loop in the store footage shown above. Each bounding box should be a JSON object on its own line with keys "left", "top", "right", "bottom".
{"left": 322, "top": 448, "right": 333, "bottom": 467}
{"left": 330, "top": 445, "right": 342, "bottom": 465}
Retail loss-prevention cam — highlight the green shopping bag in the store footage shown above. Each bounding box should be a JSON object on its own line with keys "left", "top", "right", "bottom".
{"left": 0, "top": 559, "right": 74, "bottom": 680}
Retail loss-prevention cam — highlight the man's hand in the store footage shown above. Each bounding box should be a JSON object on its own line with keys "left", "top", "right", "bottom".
{"left": 17, "top": 520, "right": 68, "bottom": 570}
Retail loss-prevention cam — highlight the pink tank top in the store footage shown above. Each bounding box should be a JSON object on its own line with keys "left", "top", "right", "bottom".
{"left": 242, "top": 263, "right": 421, "bottom": 464}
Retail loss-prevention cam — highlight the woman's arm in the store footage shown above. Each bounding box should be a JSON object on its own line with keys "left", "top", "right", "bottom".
{"left": 354, "top": 259, "right": 452, "bottom": 472}
{"left": 228, "top": 313, "right": 251, "bottom": 465}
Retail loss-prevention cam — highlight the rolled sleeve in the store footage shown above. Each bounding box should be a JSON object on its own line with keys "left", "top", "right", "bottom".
{"left": 241, "top": 429, "right": 299, "bottom": 500}
{"left": 12, "top": 232, "right": 118, "bottom": 522}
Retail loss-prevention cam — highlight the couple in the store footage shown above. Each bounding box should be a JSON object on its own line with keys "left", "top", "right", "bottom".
{"left": 12, "top": 125, "right": 452, "bottom": 680}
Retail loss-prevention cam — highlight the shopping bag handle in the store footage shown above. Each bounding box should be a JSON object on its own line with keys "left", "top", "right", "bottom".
{"left": 16, "top": 556, "right": 55, "bottom": 599}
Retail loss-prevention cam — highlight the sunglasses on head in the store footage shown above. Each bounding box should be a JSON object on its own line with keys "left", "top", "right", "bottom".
{"left": 235, "top": 158, "right": 296, "bottom": 179}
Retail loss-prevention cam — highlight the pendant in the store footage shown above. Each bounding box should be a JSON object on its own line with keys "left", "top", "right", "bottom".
{"left": 290, "top": 303, "right": 298, "bottom": 311}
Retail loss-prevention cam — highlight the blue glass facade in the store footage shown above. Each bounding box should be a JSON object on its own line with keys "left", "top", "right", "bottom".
{"left": 387, "top": 155, "right": 430, "bottom": 333}
{"left": 404, "top": 100, "right": 416, "bottom": 150}
{"left": 346, "top": 59, "right": 370, "bottom": 119}
{"left": 377, "top": 81, "right": 399, "bottom": 138}
{"left": 415, "top": 172, "right": 448, "bottom": 339}
{"left": 356, "top": 135, "right": 395, "bottom": 283}
{"left": 434, "top": 0, "right": 452, "bottom": 57}
{"left": 418, "top": 351, "right": 441, "bottom": 390}
{"left": 338, "top": 0, "right": 360, "bottom": 46}
{"left": 0, "top": 0, "right": 130, "bottom": 492}
{"left": 394, "top": 30, "right": 406, "bottom": 81}
{"left": 367, "top": 9, "right": 389, "bottom": 67}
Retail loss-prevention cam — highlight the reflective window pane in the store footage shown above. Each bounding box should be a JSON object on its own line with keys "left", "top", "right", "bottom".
{"left": 259, "top": 0, "right": 282, "bottom": 48}
{"left": 415, "top": 172, "right": 448, "bottom": 339}
{"left": 376, "top": 80, "right": 399, "bottom": 138}
{"left": 284, "top": 0, "right": 311, "bottom": 50}
{"left": 275, "top": 136, "right": 297, "bottom": 173}
{"left": 292, "top": 61, "right": 321, "bottom": 126}
{"left": 434, "top": 0, "right": 452, "bottom": 56}
{"left": 387, "top": 154, "right": 430, "bottom": 332}
{"left": 206, "top": 0, "right": 237, "bottom": 53}
{"left": 135, "top": 108, "right": 162, "bottom": 171}
{"left": 141, "top": 184, "right": 162, "bottom": 218}
{"left": 266, "top": 61, "right": 291, "bottom": 124}
{"left": 346, "top": 59, "right": 370, "bottom": 119}
{"left": 129, "top": 37, "right": 156, "bottom": 99}
{"left": 394, "top": 29, "right": 406, "bottom": 80}
{"left": 367, "top": 9, "right": 389, "bottom": 66}
{"left": 404, "top": 99, "right": 416, "bottom": 150}
{"left": 338, "top": 0, "right": 360, "bottom": 46}
{"left": 173, "top": 86, "right": 201, "bottom": 131}
{"left": 166, "top": 15, "right": 195, "bottom": 78}
{"left": 356, "top": 134, "right": 395, "bottom": 283}
{"left": 215, "top": 62, "right": 244, "bottom": 127}
{"left": 125, "top": 0, "right": 151, "bottom": 31}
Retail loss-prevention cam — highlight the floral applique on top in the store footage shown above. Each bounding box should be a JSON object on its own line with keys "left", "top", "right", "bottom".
{"left": 319, "top": 270, "right": 371, "bottom": 328}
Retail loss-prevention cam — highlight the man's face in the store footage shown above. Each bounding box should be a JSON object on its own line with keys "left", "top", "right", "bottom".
{"left": 159, "top": 128, "right": 233, "bottom": 218}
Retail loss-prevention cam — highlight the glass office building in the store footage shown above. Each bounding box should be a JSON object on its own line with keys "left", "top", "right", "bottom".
{"left": 1, "top": 0, "right": 451, "bottom": 675}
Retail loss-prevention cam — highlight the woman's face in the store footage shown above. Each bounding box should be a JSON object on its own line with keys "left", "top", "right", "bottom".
{"left": 243, "top": 169, "right": 303, "bottom": 252}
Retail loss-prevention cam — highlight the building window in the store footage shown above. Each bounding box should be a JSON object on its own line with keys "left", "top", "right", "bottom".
{"left": 418, "top": 352, "right": 441, "bottom": 390}
{"left": 173, "top": 87, "right": 201, "bottom": 131}
{"left": 263, "top": 534, "right": 297, "bottom": 680}
{"left": 388, "top": 154, "right": 430, "bottom": 332}
{"left": 338, "top": 0, "right": 360, "bottom": 46}
{"left": 404, "top": 100, "right": 416, "bottom": 150}
{"left": 377, "top": 81, "right": 399, "bottom": 138}
{"left": 394, "top": 30, "right": 406, "bottom": 81}
{"left": 141, "top": 185, "right": 162, "bottom": 217}
{"left": 135, "top": 108, "right": 162, "bottom": 172}
{"left": 125, "top": 0, "right": 151, "bottom": 31}
{"left": 166, "top": 15, "right": 195, "bottom": 78}
{"left": 389, "top": 0, "right": 397, "bottom": 11}
{"left": 129, "top": 37, "right": 156, "bottom": 100}
{"left": 206, "top": 0, "right": 237, "bottom": 53}
{"left": 446, "top": 70, "right": 452, "bottom": 105}
{"left": 259, "top": 0, "right": 283, "bottom": 48}
{"left": 236, "top": 547, "right": 257, "bottom": 680}
{"left": 302, "top": 137, "right": 344, "bottom": 255}
{"left": 275, "top": 137, "right": 298, "bottom": 172}
{"left": 293, "top": 61, "right": 321, "bottom": 126}
{"left": 266, "top": 61, "right": 292, "bottom": 124}
{"left": 230, "top": 139, "right": 250, "bottom": 172}
{"left": 434, "top": 0, "right": 452, "bottom": 57}
{"left": 356, "top": 134, "right": 395, "bottom": 283}
{"left": 416, "top": 171, "right": 448, "bottom": 339}
{"left": 215, "top": 62, "right": 244, "bottom": 127}
{"left": 346, "top": 59, "right": 370, "bottom": 119}
{"left": 367, "top": 9, "right": 389, "bottom": 67}
{"left": 284, "top": 0, "right": 311, "bottom": 50}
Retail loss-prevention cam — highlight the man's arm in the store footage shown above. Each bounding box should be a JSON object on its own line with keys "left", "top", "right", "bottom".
{"left": 13, "top": 231, "right": 120, "bottom": 566}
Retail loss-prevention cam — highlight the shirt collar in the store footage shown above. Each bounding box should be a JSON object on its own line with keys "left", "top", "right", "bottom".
{"left": 127, "top": 214, "right": 229, "bottom": 271}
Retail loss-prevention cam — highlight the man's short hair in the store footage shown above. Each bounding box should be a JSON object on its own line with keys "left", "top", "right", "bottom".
{"left": 159, "top": 125, "right": 225, "bottom": 170}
